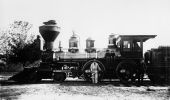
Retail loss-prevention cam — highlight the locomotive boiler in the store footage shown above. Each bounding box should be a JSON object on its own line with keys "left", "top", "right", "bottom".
{"left": 10, "top": 20, "right": 157, "bottom": 84}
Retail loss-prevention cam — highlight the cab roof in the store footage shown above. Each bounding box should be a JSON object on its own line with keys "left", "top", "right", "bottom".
{"left": 118, "top": 35, "right": 157, "bottom": 42}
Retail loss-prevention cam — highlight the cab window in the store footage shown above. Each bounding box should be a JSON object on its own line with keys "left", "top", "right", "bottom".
{"left": 123, "top": 41, "right": 131, "bottom": 51}
{"left": 133, "top": 41, "right": 141, "bottom": 51}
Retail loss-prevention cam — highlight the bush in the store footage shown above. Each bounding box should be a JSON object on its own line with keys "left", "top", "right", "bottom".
{"left": 8, "top": 38, "right": 41, "bottom": 65}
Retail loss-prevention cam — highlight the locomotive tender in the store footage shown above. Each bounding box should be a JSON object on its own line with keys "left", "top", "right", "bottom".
{"left": 10, "top": 20, "right": 157, "bottom": 84}
{"left": 145, "top": 46, "right": 170, "bottom": 84}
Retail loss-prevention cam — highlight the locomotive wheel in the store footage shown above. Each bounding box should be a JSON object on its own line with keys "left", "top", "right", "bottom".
{"left": 148, "top": 75, "right": 156, "bottom": 83}
{"left": 36, "top": 77, "right": 42, "bottom": 82}
{"left": 148, "top": 75, "right": 166, "bottom": 84}
{"left": 53, "top": 72, "right": 66, "bottom": 83}
{"left": 116, "top": 62, "right": 136, "bottom": 84}
{"left": 35, "top": 72, "right": 42, "bottom": 82}
{"left": 27, "top": 72, "right": 38, "bottom": 83}
{"left": 82, "top": 60, "right": 105, "bottom": 82}
{"left": 35, "top": 75, "right": 42, "bottom": 82}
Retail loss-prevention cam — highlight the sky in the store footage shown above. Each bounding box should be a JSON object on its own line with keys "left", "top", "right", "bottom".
{"left": 0, "top": 0, "right": 170, "bottom": 52}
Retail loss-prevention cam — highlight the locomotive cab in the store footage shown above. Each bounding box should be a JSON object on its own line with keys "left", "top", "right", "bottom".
{"left": 116, "top": 35, "right": 156, "bottom": 58}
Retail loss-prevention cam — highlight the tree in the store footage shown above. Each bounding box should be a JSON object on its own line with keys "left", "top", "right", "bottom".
{"left": 0, "top": 21, "right": 33, "bottom": 54}
{"left": 0, "top": 21, "right": 40, "bottom": 65}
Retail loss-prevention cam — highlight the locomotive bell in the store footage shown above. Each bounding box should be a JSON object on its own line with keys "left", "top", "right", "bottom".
{"left": 39, "top": 20, "right": 60, "bottom": 51}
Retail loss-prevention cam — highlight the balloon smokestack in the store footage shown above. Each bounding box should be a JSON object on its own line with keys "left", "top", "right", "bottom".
{"left": 39, "top": 20, "right": 60, "bottom": 51}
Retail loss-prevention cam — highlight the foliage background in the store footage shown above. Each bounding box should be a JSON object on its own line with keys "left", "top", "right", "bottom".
{"left": 0, "top": 21, "right": 41, "bottom": 72}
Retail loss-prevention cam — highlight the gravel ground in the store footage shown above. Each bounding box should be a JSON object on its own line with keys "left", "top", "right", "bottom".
{"left": 0, "top": 74, "right": 170, "bottom": 100}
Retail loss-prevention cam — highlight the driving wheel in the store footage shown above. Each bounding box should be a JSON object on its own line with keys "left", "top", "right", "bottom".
{"left": 116, "top": 62, "right": 135, "bottom": 84}
{"left": 82, "top": 60, "right": 105, "bottom": 83}
{"left": 53, "top": 72, "right": 66, "bottom": 83}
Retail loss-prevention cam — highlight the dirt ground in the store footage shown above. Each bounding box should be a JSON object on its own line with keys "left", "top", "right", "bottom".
{"left": 0, "top": 73, "right": 170, "bottom": 100}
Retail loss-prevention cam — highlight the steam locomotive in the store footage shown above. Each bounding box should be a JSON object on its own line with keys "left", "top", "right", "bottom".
{"left": 37, "top": 20, "right": 156, "bottom": 84}
{"left": 10, "top": 20, "right": 169, "bottom": 84}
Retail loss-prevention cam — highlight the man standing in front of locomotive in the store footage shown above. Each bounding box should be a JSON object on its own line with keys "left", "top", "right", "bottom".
{"left": 90, "top": 62, "right": 101, "bottom": 83}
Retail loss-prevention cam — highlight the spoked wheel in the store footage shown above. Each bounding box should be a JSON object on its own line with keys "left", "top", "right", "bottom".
{"left": 28, "top": 71, "right": 39, "bottom": 83}
{"left": 82, "top": 60, "right": 105, "bottom": 83}
{"left": 116, "top": 62, "right": 136, "bottom": 84}
{"left": 53, "top": 72, "right": 66, "bottom": 83}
